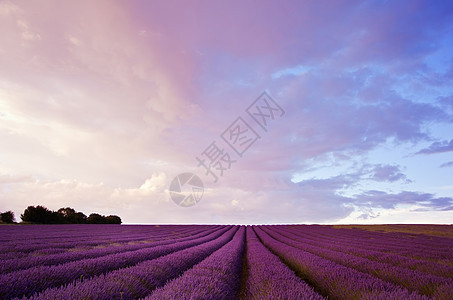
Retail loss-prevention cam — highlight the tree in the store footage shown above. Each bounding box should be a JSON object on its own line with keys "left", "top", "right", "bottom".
{"left": 56, "top": 207, "right": 86, "bottom": 224}
{"left": 72, "top": 212, "right": 88, "bottom": 224}
{"left": 0, "top": 211, "right": 15, "bottom": 223}
{"left": 21, "top": 205, "right": 59, "bottom": 224}
{"left": 86, "top": 213, "right": 105, "bottom": 224}
{"left": 105, "top": 215, "right": 122, "bottom": 224}
{"left": 18, "top": 205, "right": 121, "bottom": 224}
{"left": 57, "top": 207, "right": 76, "bottom": 218}
{"left": 86, "top": 213, "right": 121, "bottom": 224}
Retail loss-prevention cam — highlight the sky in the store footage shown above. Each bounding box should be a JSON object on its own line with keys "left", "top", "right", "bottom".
{"left": 0, "top": 0, "right": 452, "bottom": 224}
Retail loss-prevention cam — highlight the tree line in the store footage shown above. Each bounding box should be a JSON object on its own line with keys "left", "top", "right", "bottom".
{"left": 0, "top": 206, "right": 121, "bottom": 224}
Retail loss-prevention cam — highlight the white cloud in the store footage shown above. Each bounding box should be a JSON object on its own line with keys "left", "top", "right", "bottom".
{"left": 271, "top": 65, "right": 310, "bottom": 79}
{"left": 0, "top": 1, "right": 20, "bottom": 16}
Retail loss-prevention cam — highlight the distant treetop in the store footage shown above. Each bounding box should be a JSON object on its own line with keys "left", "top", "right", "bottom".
{"left": 19, "top": 205, "right": 121, "bottom": 224}
{"left": 0, "top": 211, "right": 15, "bottom": 223}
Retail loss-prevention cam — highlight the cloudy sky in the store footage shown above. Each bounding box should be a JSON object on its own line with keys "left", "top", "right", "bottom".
{"left": 1, "top": 0, "right": 452, "bottom": 224}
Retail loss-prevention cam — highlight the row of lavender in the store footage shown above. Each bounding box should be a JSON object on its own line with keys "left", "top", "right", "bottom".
{"left": 0, "top": 225, "right": 216, "bottom": 274}
{"left": 282, "top": 225, "right": 453, "bottom": 278}
{"left": 257, "top": 226, "right": 453, "bottom": 299}
{"left": 1, "top": 224, "right": 452, "bottom": 299}
{"left": 290, "top": 225, "right": 453, "bottom": 261}
{"left": 25, "top": 226, "right": 241, "bottom": 299}
{"left": 0, "top": 224, "right": 212, "bottom": 257}
{"left": 0, "top": 225, "right": 224, "bottom": 298}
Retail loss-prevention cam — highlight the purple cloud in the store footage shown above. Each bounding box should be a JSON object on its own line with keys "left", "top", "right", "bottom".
{"left": 366, "top": 164, "right": 409, "bottom": 183}
{"left": 439, "top": 96, "right": 453, "bottom": 111}
{"left": 416, "top": 139, "right": 453, "bottom": 154}
{"left": 353, "top": 190, "right": 453, "bottom": 211}
{"left": 440, "top": 161, "right": 453, "bottom": 168}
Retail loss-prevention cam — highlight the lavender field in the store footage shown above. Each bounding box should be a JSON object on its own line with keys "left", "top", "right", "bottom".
{"left": 1, "top": 224, "right": 452, "bottom": 299}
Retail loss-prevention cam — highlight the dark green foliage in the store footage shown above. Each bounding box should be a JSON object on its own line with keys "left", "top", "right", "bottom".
{"left": 86, "top": 213, "right": 105, "bottom": 224}
{"left": 57, "top": 207, "right": 87, "bottom": 224}
{"left": 21, "top": 206, "right": 59, "bottom": 224}
{"left": 105, "top": 215, "right": 122, "bottom": 224}
{"left": 0, "top": 211, "right": 15, "bottom": 223}
{"left": 87, "top": 213, "right": 122, "bottom": 224}
{"left": 19, "top": 205, "right": 121, "bottom": 224}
